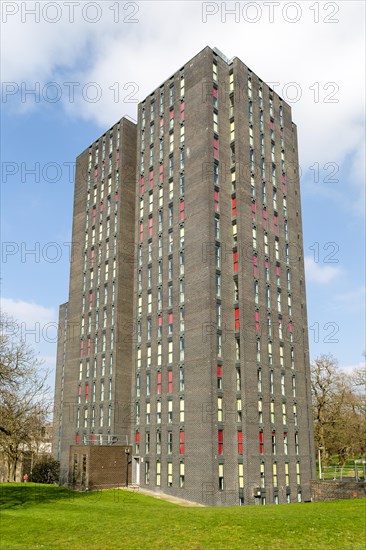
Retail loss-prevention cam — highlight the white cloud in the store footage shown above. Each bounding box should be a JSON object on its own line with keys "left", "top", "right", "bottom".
{"left": 334, "top": 286, "right": 366, "bottom": 311}
{"left": 0, "top": 297, "right": 58, "bottom": 345}
{"left": 304, "top": 255, "right": 342, "bottom": 284}
{"left": 2, "top": 1, "right": 365, "bottom": 211}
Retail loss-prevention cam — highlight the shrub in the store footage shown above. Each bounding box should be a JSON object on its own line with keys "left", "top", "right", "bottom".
{"left": 29, "top": 459, "right": 60, "bottom": 484}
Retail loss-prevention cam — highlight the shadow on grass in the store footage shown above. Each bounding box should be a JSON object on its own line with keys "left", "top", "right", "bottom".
{"left": 0, "top": 483, "right": 82, "bottom": 509}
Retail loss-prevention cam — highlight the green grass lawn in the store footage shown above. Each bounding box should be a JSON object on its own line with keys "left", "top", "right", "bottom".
{"left": 0, "top": 484, "right": 365, "bottom": 550}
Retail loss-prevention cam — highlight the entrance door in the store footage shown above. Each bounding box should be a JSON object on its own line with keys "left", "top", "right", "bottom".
{"left": 133, "top": 457, "right": 140, "bottom": 485}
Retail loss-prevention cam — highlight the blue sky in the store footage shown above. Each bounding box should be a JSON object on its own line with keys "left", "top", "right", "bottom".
{"left": 1, "top": 1, "right": 365, "bottom": 386}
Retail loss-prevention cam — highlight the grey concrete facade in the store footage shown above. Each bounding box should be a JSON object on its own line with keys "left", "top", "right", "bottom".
{"left": 53, "top": 46, "right": 315, "bottom": 506}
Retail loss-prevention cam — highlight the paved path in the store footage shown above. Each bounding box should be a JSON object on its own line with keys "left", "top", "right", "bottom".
{"left": 119, "top": 485, "right": 206, "bottom": 507}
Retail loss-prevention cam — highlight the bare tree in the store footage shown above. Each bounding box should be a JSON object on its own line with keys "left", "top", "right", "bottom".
{"left": 311, "top": 354, "right": 366, "bottom": 465}
{"left": 0, "top": 313, "right": 51, "bottom": 480}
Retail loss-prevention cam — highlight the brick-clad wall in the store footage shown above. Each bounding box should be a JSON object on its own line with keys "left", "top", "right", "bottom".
{"left": 69, "top": 445, "right": 132, "bottom": 489}
{"left": 311, "top": 481, "right": 366, "bottom": 502}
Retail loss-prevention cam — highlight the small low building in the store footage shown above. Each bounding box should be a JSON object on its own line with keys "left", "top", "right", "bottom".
{"left": 69, "top": 445, "right": 132, "bottom": 490}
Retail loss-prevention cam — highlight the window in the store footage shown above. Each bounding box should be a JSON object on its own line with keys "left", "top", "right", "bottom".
{"left": 285, "top": 463, "right": 290, "bottom": 487}
{"left": 179, "top": 367, "right": 184, "bottom": 392}
{"left": 219, "top": 464, "right": 224, "bottom": 490}
{"left": 216, "top": 273, "right": 221, "bottom": 297}
{"left": 296, "top": 462, "right": 301, "bottom": 485}
{"left": 213, "top": 137, "right": 219, "bottom": 158}
{"left": 218, "top": 430, "right": 223, "bottom": 455}
{"left": 168, "top": 400, "right": 173, "bottom": 423}
{"left": 168, "top": 341, "right": 173, "bottom": 363}
{"left": 233, "top": 251, "right": 238, "bottom": 273}
{"left": 145, "top": 461, "right": 150, "bottom": 484}
{"left": 272, "top": 431, "right": 276, "bottom": 454}
{"left": 273, "top": 463, "right": 278, "bottom": 487}
{"left": 217, "top": 397, "right": 223, "bottom": 422}
{"left": 157, "top": 401, "right": 161, "bottom": 424}
{"left": 146, "top": 372, "right": 151, "bottom": 396}
{"left": 167, "top": 462, "right": 173, "bottom": 486}
{"left": 282, "top": 403, "right": 287, "bottom": 425}
{"left": 179, "top": 399, "right": 185, "bottom": 423}
{"left": 157, "top": 372, "right": 162, "bottom": 395}
{"left": 235, "top": 308, "right": 240, "bottom": 331}
{"left": 237, "top": 431, "right": 243, "bottom": 455}
{"left": 214, "top": 189, "right": 219, "bottom": 212}
{"left": 295, "top": 432, "right": 299, "bottom": 455}
{"left": 156, "top": 432, "right": 161, "bottom": 455}
{"left": 238, "top": 464, "right": 244, "bottom": 489}
{"left": 167, "top": 432, "right": 173, "bottom": 455}
{"left": 258, "top": 399, "right": 263, "bottom": 424}
{"left": 146, "top": 403, "right": 151, "bottom": 424}
{"left": 216, "top": 303, "right": 221, "bottom": 328}
{"left": 179, "top": 463, "right": 185, "bottom": 488}
{"left": 260, "top": 463, "right": 265, "bottom": 488}
{"left": 259, "top": 431, "right": 264, "bottom": 454}
{"left": 217, "top": 364, "right": 222, "bottom": 390}
{"left": 237, "top": 398, "right": 242, "bottom": 422}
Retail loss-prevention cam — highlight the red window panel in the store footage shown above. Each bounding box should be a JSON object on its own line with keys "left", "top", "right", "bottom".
{"left": 253, "top": 255, "right": 258, "bottom": 277}
{"left": 252, "top": 202, "right": 256, "bottom": 219}
{"left": 218, "top": 430, "right": 223, "bottom": 455}
{"left": 148, "top": 218, "right": 153, "bottom": 237}
{"left": 99, "top": 204, "right": 104, "bottom": 212}
{"left": 270, "top": 120, "right": 274, "bottom": 130}
{"left": 235, "top": 308, "right": 240, "bottom": 331}
{"left": 232, "top": 197, "right": 237, "bottom": 218}
{"left": 213, "top": 87, "right": 218, "bottom": 98}
{"left": 87, "top": 338, "right": 91, "bottom": 356}
{"left": 262, "top": 207, "right": 267, "bottom": 228}
{"left": 149, "top": 170, "right": 154, "bottom": 189}
{"left": 280, "top": 129, "right": 284, "bottom": 137}
{"left": 169, "top": 313, "right": 173, "bottom": 325}
{"left": 76, "top": 434, "right": 80, "bottom": 444}
{"left": 213, "top": 137, "right": 219, "bottom": 158}
{"left": 168, "top": 371, "right": 173, "bottom": 393}
{"left": 180, "top": 201, "right": 185, "bottom": 220}
{"left": 139, "top": 222, "right": 143, "bottom": 242}
{"left": 265, "top": 260, "right": 269, "bottom": 269}
{"left": 159, "top": 165, "right": 164, "bottom": 184}
{"left": 234, "top": 251, "right": 239, "bottom": 273}
{"left": 135, "top": 432, "right": 140, "bottom": 444}
{"left": 259, "top": 431, "right": 264, "bottom": 454}
{"left": 237, "top": 431, "right": 243, "bottom": 455}
{"left": 214, "top": 190, "right": 219, "bottom": 212}
{"left": 140, "top": 176, "right": 145, "bottom": 194}
{"left": 255, "top": 311, "right": 260, "bottom": 333}
{"left": 180, "top": 431, "right": 185, "bottom": 454}
{"left": 115, "top": 193, "right": 118, "bottom": 202}
{"left": 170, "top": 110, "right": 174, "bottom": 120}
{"left": 289, "top": 321, "right": 293, "bottom": 333}
{"left": 85, "top": 385, "right": 89, "bottom": 400}
{"left": 157, "top": 372, "right": 162, "bottom": 394}
{"left": 160, "top": 117, "right": 164, "bottom": 127}
{"left": 91, "top": 435, "right": 95, "bottom": 444}
{"left": 217, "top": 365, "right": 222, "bottom": 378}
{"left": 276, "top": 265, "right": 280, "bottom": 277}
{"left": 89, "top": 292, "right": 93, "bottom": 303}
{"left": 158, "top": 316, "right": 163, "bottom": 327}
{"left": 180, "top": 102, "right": 184, "bottom": 120}
{"left": 80, "top": 341, "right": 84, "bottom": 357}
{"left": 78, "top": 386, "right": 82, "bottom": 396}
